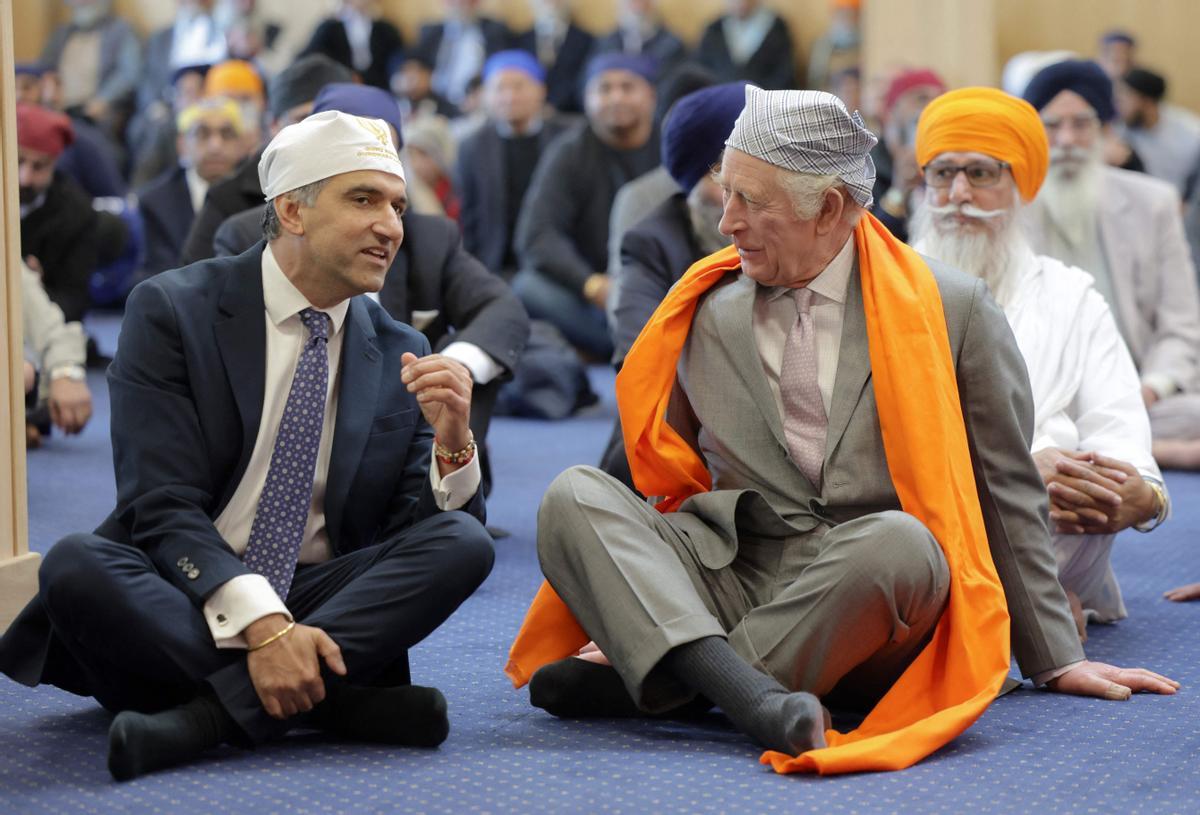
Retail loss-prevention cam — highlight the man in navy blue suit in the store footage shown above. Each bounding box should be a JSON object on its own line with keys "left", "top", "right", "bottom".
{"left": 0, "top": 110, "right": 494, "bottom": 780}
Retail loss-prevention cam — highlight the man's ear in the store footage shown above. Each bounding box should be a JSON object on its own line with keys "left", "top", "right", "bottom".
{"left": 275, "top": 195, "right": 306, "bottom": 237}
{"left": 814, "top": 188, "right": 848, "bottom": 235}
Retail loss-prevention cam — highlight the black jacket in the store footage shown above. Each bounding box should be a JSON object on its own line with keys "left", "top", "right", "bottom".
{"left": 696, "top": 13, "right": 797, "bottom": 90}
{"left": 301, "top": 17, "right": 405, "bottom": 89}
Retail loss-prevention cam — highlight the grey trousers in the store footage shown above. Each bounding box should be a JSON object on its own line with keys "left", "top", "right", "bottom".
{"left": 1150, "top": 392, "right": 1200, "bottom": 440}
{"left": 537, "top": 466, "right": 950, "bottom": 712}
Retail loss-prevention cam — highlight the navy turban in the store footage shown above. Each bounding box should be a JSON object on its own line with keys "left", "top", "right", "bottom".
{"left": 1023, "top": 59, "right": 1116, "bottom": 121}
{"left": 1123, "top": 68, "right": 1167, "bottom": 102}
{"left": 663, "top": 82, "right": 747, "bottom": 192}
{"left": 585, "top": 53, "right": 657, "bottom": 87}
{"left": 483, "top": 50, "right": 545, "bottom": 84}
{"left": 311, "top": 82, "right": 404, "bottom": 146}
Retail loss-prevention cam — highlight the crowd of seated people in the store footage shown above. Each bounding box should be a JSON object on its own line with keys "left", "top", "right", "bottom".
{"left": 5, "top": 0, "right": 1199, "bottom": 783}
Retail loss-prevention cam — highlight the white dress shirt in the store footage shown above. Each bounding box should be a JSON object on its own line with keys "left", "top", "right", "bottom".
{"left": 183, "top": 166, "right": 210, "bottom": 216}
{"left": 204, "top": 246, "right": 481, "bottom": 647}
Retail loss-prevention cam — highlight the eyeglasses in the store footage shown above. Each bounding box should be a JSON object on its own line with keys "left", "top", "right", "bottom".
{"left": 922, "top": 160, "right": 1010, "bottom": 189}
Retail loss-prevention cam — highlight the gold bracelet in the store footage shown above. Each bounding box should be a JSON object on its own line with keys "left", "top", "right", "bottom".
{"left": 1134, "top": 480, "right": 1167, "bottom": 533}
{"left": 247, "top": 620, "right": 295, "bottom": 652}
{"left": 434, "top": 431, "right": 477, "bottom": 465}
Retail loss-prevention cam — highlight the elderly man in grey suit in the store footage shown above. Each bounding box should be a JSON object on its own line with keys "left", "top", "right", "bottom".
{"left": 522, "top": 86, "right": 1177, "bottom": 760}
{"left": 1021, "top": 61, "right": 1200, "bottom": 469}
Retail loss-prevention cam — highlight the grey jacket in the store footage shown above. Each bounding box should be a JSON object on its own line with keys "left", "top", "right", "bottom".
{"left": 667, "top": 260, "right": 1084, "bottom": 679}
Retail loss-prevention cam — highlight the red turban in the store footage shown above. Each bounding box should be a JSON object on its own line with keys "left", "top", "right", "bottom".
{"left": 16, "top": 103, "right": 74, "bottom": 158}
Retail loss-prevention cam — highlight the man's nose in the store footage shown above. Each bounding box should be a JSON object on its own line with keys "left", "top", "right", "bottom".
{"left": 948, "top": 170, "right": 973, "bottom": 204}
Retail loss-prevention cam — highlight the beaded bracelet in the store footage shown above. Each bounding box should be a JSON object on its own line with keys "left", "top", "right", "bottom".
{"left": 434, "top": 432, "right": 477, "bottom": 465}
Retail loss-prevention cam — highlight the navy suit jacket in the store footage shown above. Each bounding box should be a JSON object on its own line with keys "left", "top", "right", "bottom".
{"left": 0, "top": 244, "right": 485, "bottom": 687}
{"left": 136, "top": 165, "right": 195, "bottom": 280}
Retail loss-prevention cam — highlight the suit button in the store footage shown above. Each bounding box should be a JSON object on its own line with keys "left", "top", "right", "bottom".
{"left": 177, "top": 557, "right": 188, "bottom": 568}
{"left": 188, "top": 568, "right": 200, "bottom": 580}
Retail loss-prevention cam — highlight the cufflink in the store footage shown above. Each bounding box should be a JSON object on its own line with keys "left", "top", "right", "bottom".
{"left": 216, "top": 614, "right": 228, "bottom": 626}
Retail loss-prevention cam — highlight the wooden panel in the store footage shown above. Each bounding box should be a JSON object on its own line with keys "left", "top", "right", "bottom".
{"left": 862, "top": 0, "right": 997, "bottom": 103}
{"left": 1, "top": 0, "right": 38, "bottom": 631}
{"left": 995, "top": 0, "right": 1200, "bottom": 111}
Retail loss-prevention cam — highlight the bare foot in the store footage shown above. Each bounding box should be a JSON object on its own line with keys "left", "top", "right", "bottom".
{"left": 1153, "top": 439, "right": 1200, "bottom": 470}
{"left": 1164, "top": 582, "right": 1200, "bottom": 602}
{"left": 1067, "top": 590, "right": 1087, "bottom": 644}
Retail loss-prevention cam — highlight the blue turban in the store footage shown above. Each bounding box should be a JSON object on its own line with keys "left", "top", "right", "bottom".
{"left": 1023, "top": 59, "right": 1116, "bottom": 122}
{"left": 15, "top": 62, "right": 48, "bottom": 77}
{"left": 663, "top": 82, "right": 747, "bottom": 191}
{"left": 584, "top": 52, "right": 657, "bottom": 87}
{"left": 483, "top": 50, "right": 545, "bottom": 84}
{"left": 311, "top": 82, "right": 404, "bottom": 146}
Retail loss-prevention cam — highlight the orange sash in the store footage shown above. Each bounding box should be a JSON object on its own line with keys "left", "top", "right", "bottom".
{"left": 506, "top": 212, "right": 1011, "bottom": 774}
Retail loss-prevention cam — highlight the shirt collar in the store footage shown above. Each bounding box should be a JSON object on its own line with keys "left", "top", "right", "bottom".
{"left": 261, "top": 244, "right": 350, "bottom": 335}
{"left": 763, "top": 234, "right": 855, "bottom": 305}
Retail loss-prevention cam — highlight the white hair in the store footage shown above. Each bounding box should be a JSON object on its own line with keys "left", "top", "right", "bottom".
{"left": 262, "top": 178, "right": 329, "bottom": 240}
{"left": 776, "top": 168, "right": 862, "bottom": 224}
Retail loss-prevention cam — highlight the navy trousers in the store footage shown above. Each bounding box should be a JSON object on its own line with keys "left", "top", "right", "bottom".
{"left": 33, "top": 511, "right": 493, "bottom": 743}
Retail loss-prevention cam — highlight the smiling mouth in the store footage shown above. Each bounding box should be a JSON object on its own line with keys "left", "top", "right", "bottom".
{"left": 361, "top": 247, "right": 390, "bottom": 263}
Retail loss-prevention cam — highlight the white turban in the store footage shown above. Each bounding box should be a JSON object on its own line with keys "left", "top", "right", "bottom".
{"left": 725, "top": 85, "right": 878, "bottom": 207}
{"left": 258, "top": 110, "right": 405, "bottom": 201}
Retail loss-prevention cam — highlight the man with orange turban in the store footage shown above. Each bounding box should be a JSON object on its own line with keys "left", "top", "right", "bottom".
{"left": 507, "top": 85, "right": 1177, "bottom": 775}
{"left": 910, "top": 87, "right": 1173, "bottom": 641}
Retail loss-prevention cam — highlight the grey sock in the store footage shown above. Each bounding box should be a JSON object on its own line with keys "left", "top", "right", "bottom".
{"left": 662, "top": 636, "right": 826, "bottom": 753}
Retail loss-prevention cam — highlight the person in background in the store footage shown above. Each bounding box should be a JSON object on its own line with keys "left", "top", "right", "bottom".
{"left": 457, "top": 51, "right": 566, "bottom": 278}
{"left": 513, "top": 54, "right": 659, "bottom": 360}
{"left": 870, "top": 68, "right": 946, "bottom": 240}
{"left": 404, "top": 117, "right": 461, "bottom": 222}
{"left": 910, "top": 86, "right": 1168, "bottom": 640}
{"left": 590, "top": 0, "right": 686, "bottom": 83}
{"left": 40, "top": 0, "right": 140, "bottom": 145}
{"left": 390, "top": 52, "right": 461, "bottom": 126}
{"left": 137, "top": 99, "right": 250, "bottom": 280}
{"left": 696, "top": 0, "right": 797, "bottom": 91}
{"left": 22, "top": 260, "right": 92, "bottom": 448}
{"left": 1021, "top": 60, "right": 1200, "bottom": 470}
{"left": 1097, "top": 30, "right": 1136, "bottom": 80}
{"left": 128, "top": 63, "right": 211, "bottom": 190}
{"left": 1115, "top": 67, "right": 1200, "bottom": 197}
{"left": 515, "top": 0, "right": 596, "bottom": 114}
{"left": 203, "top": 58, "right": 266, "bottom": 149}
{"left": 18, "top": 103, "right": 126, "bottom": 326}
{"left": 15, "top": 64, "right": 126, "bottom": 199}
{"left": 140, "top": 1, "right": 229, "bottom": 114}
{"left": 806, "top": 0, "right": 860, "bottom": 95}
{"left": 180, "top": 53, "right": 353, "bottom": 265}
{"left": 415, "top": 0, "right": 514, "bottom": 108}
{"left": 301, "top": 0, "right": 404, "bottom": 89}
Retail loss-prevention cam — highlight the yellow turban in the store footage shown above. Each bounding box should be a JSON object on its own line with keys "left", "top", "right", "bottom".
{"left": 176, "top": 98, "right": 245, "bottom": 136}
{"left": 914, "top": 86, "right": 1049, "bottom": 202}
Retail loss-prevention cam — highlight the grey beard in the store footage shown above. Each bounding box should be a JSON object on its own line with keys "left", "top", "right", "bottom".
{"left": 1039, "top": 152, "right": 1102, "bottom": 248}
{"left": 910, "top": 199, "right": 1028, "bottom": 309}
{"left": 687, "top": 189, "right": 731, "bottom": 256}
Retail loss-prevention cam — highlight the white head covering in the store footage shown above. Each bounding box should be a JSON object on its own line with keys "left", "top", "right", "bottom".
{"left": 725, "top": 85, "right": 878, "bottom": 207}
{"left": 258, "top": 110, "right": 406, "bottom": 201}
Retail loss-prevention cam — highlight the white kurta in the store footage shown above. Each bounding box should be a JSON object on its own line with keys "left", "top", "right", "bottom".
{"left": 1002, "top": 247, "right": 1163, "bottom": 622}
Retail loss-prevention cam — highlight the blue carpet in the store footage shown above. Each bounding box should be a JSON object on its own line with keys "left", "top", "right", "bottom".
{"left": 4, "top": 313, "right": 1199, "bottom": 813}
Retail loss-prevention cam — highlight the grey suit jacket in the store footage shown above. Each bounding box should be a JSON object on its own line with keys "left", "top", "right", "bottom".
{"left": 667, "top": 260, "right": 1084, "bottom": 679}
{"left": 1026, "top": 166, "right": 1200, "bottom": 393}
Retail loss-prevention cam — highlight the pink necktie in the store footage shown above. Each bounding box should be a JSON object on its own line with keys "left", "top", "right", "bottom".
{"left": 779, "top": 287, "right": 826, "bottom": 488}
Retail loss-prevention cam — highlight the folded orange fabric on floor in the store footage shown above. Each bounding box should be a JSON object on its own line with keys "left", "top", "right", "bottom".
{"left": 507, "top": 212, "right": 1011, "bottom": 775}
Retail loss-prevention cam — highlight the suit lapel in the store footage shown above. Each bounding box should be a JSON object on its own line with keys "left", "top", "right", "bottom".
{"left": 324, "top": 298, "right": 382, "bottom": 550}
{"left": 710, "top": 276, "right": 787, "bottom": 450}
{"left": 214, "top": 246, "right": 268, "bottom": 503}
{"left": 825, "top": 264, "right": 871, "bottom": 460}
{"left": 1098, "top": 174, "right": 1139, "bottom": 334}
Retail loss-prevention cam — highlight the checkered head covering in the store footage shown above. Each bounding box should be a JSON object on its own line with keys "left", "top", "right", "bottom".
{"left": 725, "top": 85, "right": 879, "bottom": 207}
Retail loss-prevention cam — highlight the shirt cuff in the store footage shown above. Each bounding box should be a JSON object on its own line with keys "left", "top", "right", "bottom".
{"left": 442, "top": 341, "right": 505, "bottom": 385}
{"left": 1141, "top": 373, "right": 1178, "bottom": 400}
{"left": 1033, "top": 659, "right": 1084, "bottom": 687}
{"left": 429, "top": 447, "right": 482, "bottom": 510}
{"left": 202, "top": 574, "right": 291, "bottom": 649}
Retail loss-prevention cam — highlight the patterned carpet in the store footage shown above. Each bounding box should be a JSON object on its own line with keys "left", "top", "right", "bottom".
{"left": 3, "top": 313, "right": 1198, "bottom": 813}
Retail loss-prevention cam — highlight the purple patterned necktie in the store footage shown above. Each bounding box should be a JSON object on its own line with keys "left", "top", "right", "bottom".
{"left": 242, "top": 308, "right": 331, "bottom": 599}
{"left": 779, "top": 287, "right": 827, "bottom": 488}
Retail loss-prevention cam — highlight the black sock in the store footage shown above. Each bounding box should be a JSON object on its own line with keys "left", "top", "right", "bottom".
{"left": 529, "top": 658, "right": 642, "bottom": 718}
{"left": 310, "top": 684, "right": 449, "bottom": 747}
{"left": 662, "top": 636, "right": 826, "bottom": 754}
{"left": 107, "top": 693, "right": 239, "bottom": 781}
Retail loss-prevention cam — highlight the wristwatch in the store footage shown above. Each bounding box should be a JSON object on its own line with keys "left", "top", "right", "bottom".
{"left": 49, "top": 364, "right": 86, "bottom": 382}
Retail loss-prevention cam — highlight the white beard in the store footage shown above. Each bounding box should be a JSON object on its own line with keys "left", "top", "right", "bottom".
{"left": 1038, "top": 143, "right": 1103, "bottom": 248}
{"left": 910, "top": 196, "right": 1029, "bottom": 309}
